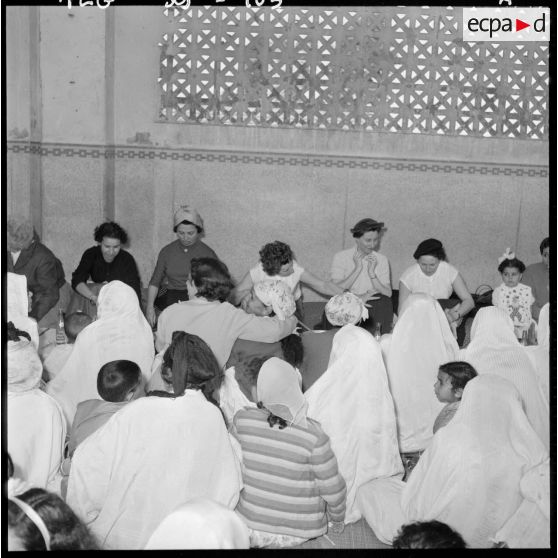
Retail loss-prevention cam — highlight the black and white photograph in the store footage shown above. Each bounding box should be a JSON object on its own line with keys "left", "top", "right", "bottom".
{"left": 4, "top": 0, "right": 553, "bottom": 551}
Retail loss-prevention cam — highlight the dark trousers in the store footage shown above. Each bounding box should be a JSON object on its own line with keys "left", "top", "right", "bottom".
{"left": 154, "top": 288, "right": 189, "bottom": 311}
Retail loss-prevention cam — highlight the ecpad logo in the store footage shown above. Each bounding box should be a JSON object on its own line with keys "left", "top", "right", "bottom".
{"left": 463, "top": 8, "right": 549, "bottom": 41}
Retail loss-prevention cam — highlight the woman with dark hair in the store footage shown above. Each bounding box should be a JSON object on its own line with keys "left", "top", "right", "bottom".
{"left": 71, "top": 221, "right": 141, "bottom": 314}
{"left": 66, "top": 331, "right": 241, "bottom": 549}
{"left": 8, "top": 487, "right": 98, "bottom": 550}
{"left": 233, "top": 240, "right": 344, "bottom": 319}
{"left": 398, "top": 238, "right": 474, "bottom": 332}
{"left": 145, "top": 205, "right": 218, "bottom": 327}
{"left": 154, "top": 257, "right": 297, "bottom": 369}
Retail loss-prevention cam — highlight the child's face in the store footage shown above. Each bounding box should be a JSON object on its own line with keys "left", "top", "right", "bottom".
{"left": 434, "top": 371, "right": 459, "bottom": 403}
{"left": 501, "top": 266, "right": 522, "bottom": 288}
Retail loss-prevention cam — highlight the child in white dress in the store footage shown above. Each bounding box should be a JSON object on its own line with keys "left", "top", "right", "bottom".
{"left": 492, "top": 249, "right": 535, "bottom": 340}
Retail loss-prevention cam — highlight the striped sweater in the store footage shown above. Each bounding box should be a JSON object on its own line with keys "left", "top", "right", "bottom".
{"left": 231, "top": 407, "right": 346, "bottom": 539}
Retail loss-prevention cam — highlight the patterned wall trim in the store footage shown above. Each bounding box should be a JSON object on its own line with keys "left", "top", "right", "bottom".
{"left": 6, "top": 141, "right": 549, "bottom": 178}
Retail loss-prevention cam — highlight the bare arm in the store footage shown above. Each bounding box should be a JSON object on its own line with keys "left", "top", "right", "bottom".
{"left": 145, "top": 284, "right": 160, "bottom": 327}
{"left": 366, "top": 256, "right": 392, "bottom": 298}
{"left": 231, "top": 272, "right": 254, "bottom": 305}
{"left": 446, "top": 273, "right": 475, "bottom": 322}
{"left": 301, "top": 270, "right": 344, "bottom": 297}
{"left": 332, "top": 251, "right": 365, "bottom": 291}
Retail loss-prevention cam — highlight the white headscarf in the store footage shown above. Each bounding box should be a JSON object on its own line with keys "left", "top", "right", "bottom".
{"left": 305, "top": 324, "right": 403, "bottom": 524}
{"left": 46, "top": 281, "right": 155, "bottom": 425}
{"left": 8, "top": 338, "right": 43, "bottom": 393}
{"left": 525, "top": 303, "right": 549, "bottom": 402}
{"left": 382, "top": 293, "right": 459, "bottom": 452}
{"left": 325, "top": 292, "right": 369, "bottom": 326}
{"left": 8, "top": 272, "right": 39, "bottom": 349}
{"left": 144, "top": 498, "right": 250, "bottom": 549}
{"left": 460, "top": 306, "right": 549, "bottom": 450}
{"left": 257, "top": 357, "right": 308, "bottom": 427}
{"left": 494, "top": 458, "right": 550, "bottom": 548}
{"left": 254, "top": 280, "right": 296, "bottom": 320}
{"left": 401, "top": 375, "right": 548, "bottom": 548}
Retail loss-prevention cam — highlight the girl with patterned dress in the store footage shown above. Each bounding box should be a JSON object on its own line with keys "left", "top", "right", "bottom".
{"left": 492, "top": 249, "right": 535, "bottom": 340}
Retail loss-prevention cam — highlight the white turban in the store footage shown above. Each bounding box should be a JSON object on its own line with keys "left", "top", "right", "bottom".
{"left": 254, "top": 280, "right": 296, "bottom": 320}
{"left": 325, "top": 292, "right": 369, "bottom": 327}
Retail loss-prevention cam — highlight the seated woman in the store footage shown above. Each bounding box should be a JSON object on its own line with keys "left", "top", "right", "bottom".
{"left": 329, "top": 217, "right": 393, "bottom": 333}
{"left": 66, "top": 332, "right": 242, "bottom": 550}
{"left": 398, "top": 238, "right": 474, "bottom": 339}
{"left": 233, "top": 240, "right": 344, "bottom": 319}
{"left": 145, "top": 498, "right": 250, "bottom": 549}
{"left": 305, "top": 293, "right": 403, "bottom": 524}
{"left": 232, "top": 357, "right": 346, "bottom": 548}
{"left": 145, "top": 205, "right": 218, "bottom": 327}
{"left": 7, "top": 322, "right": 66, "bottom": 494}
{"left": 70, "top": 221, "right": 141, "bottom": 318}
{"left": 459, "top": 306, "right": 549, "bottom": 450}
{"left": 46, "top": 281, "right": 154, "bottom": 426}
{"left": 380, "top": 294, "right": 459, "bottom": 476}
{"left": 357, "top": 375, "right": 548, "bottom": 548}
{"left": 7, "top": 215, "right": 67, "bottom": 330}
{"left": 8, "top": 272, "right": 39, "bottom": 349}
{"left": 8, "top": 487, "right": 99, "bottom": 550}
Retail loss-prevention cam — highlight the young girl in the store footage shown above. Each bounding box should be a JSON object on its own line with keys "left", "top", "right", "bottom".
{"left": 433, "top": 361, "right": 478, "bottom": 434}
{"left": 492, "top": 249, "right": 535, "bottom": 340}
{"left": 231, "top": 357, "right": 346, "bottom": 548}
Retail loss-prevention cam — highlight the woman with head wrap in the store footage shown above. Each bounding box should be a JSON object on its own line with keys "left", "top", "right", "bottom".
{"left": 232, "top": 357, "right": 346, "bottom": 547}
{"left": 304, "top": 293, "right": 403, "bottom": 524}
{"left": 7, "top": 215, "right": 67, "bottom": 329}
{"left": 66, "top": 332, "right": 242, "bottom": 550}
{"left": 459, "top": 306, "right": 549, "bottom": 450}
{"left": 7, "top": 272, "right": 39, "bottom": 349}
{"left": 145, "top": 205, "right": 219, "bottom": 327}
{"left": 7, "top": 322, "right": 66, "bottom": 493}
{"left": 145, "top": 498, "right": 250, "bottom": 549}
{"left": 359, "top": 375, "right": 548, "bottom": 548}
{"left": 46, "top": 280, "right": 154, "bottom": 426}
{"left": 398, "top": 238, "right": 474, "bottom": 339}
{"left": 525, "top": 302, "right": 549, "bottom": 402}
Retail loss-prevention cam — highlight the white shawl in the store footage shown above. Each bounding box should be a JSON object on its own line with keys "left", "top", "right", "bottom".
{"left": 382, "top": 293, "right": 459, "bottom": 452}
{"left": 401, "top": 375, "right": 548, "bottom": 548}
{"left": 525, "top": 303, "right": 549, "bottom": 402}
{"left": 145, "top": 498, "right": 250, "bottom": 549}
{"left": 305, "top": 324, "right": 403, "bottom": 524}
{"left": 46, "top": 281, "right": 154, "bottom": 426}
{"left": 67, "top": 390, "right": 242, "bottom": 550}
{"left": 8, "top": 272, "right": 39, "bottom": 349}
{"left": 459, "top": 306, "right": 549, "bottom": 450}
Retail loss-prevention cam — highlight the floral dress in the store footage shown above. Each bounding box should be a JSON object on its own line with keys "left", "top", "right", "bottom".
{"left": 492, "top": 283, "right": 535, "bottom": 338}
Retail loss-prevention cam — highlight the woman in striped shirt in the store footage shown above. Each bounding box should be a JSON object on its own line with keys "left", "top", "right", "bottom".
{"left": 231, "top": 357, "right": 346, "bottom": 548}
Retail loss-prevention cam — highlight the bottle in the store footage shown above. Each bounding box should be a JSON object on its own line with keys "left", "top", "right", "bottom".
{"left": 374, "top": 323, "right": 382, "bottom": 342}
{"left": 56, "top": 309, "right": 66, "bottom": 344}
{"left": 520, "top": 330, "right": 528, "bottom": 346}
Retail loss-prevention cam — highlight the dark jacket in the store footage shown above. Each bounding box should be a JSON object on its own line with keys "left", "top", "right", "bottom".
{"left": 8, "top": 235, "right": 65, "bottom": 321}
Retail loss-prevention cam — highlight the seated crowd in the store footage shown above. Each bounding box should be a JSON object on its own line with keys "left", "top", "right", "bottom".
{"left": 5, "top": 209, "right": 550, "bottom": 550}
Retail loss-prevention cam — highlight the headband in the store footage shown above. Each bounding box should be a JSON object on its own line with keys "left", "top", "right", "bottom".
{"left": 10, "top": 496, "right": 51, "bottom": 551}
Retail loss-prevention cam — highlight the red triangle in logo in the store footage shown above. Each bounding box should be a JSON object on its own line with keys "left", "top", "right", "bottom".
{"left": 516, "top": 19, "right": 530, "bottom": 32}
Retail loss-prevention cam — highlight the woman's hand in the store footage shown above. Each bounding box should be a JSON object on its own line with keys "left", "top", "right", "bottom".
{"left": 146, "top": 305, "right": 157, "bottom": 328}
{"left": 353, "top": 250, "right": 365, "bottom": 270}
{"left": 366, "top": 253, "right": 378, "bottom": 274}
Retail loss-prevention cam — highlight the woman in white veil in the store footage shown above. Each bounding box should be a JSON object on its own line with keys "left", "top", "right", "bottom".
{"left": 47, "top": 280, "right": 154, "bottom": 425}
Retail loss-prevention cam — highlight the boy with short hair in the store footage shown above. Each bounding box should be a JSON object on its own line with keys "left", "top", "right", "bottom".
{"left": 433, "top": 361, "right": 478, "bottom": 434}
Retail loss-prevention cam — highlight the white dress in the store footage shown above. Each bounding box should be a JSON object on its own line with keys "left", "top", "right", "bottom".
{"left": 492, "top": 282, "right": 535, "bottom": 337}
{"left": 250, "top": 260, "right": 304, "bottom": 300}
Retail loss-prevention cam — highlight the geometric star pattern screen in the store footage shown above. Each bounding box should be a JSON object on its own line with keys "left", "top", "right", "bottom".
{"left": 158, "top": 6, "right": 548, "bottom": 139}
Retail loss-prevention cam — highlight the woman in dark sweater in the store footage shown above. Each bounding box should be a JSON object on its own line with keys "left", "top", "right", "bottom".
{"left": 71, "top": 222, "right": 141, "bottom": 312}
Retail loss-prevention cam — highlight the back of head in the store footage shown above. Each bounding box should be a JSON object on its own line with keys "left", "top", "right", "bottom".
{"left": 190, "top": 257, "right": 233, "bottom": 302}
{"left": 280, "top": 334, "right": 304, "bottom": 368}
{"left": 393, "top": 520, "right": 467, "bottom": 548}
{"left": 540, "top": 236, "right": 549, "bottom": 254}
{"left": 64, "top": 312, "right": 93, "bottom": 341}
{"left": 7, "top": 215, "right": 35, "bottom": 252}
{"left": 97, "top": 280, "right": 139, "bottom": 318}
{"left": 162, "top": 331, "right": 223, "bottom": 402}
{"left": 97, "top": 359, "right": 141, "bottom": 402}
{"left": 145, "top": 498, "right": 249, "bottom": 549}
{"left": 325, "top": 292, "right": 369, "bottom": 326}
{"left": 8, "top": 488, "right": 98, "bottom": 550}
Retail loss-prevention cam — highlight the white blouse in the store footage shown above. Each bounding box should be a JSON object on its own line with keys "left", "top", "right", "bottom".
{"left": 399, "top": 261, "right": 458, "bottom": 299}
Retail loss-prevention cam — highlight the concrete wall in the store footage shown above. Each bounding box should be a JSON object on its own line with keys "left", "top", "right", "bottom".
{"left": 6, "top": 6, "right": 549, "bottom": 301}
